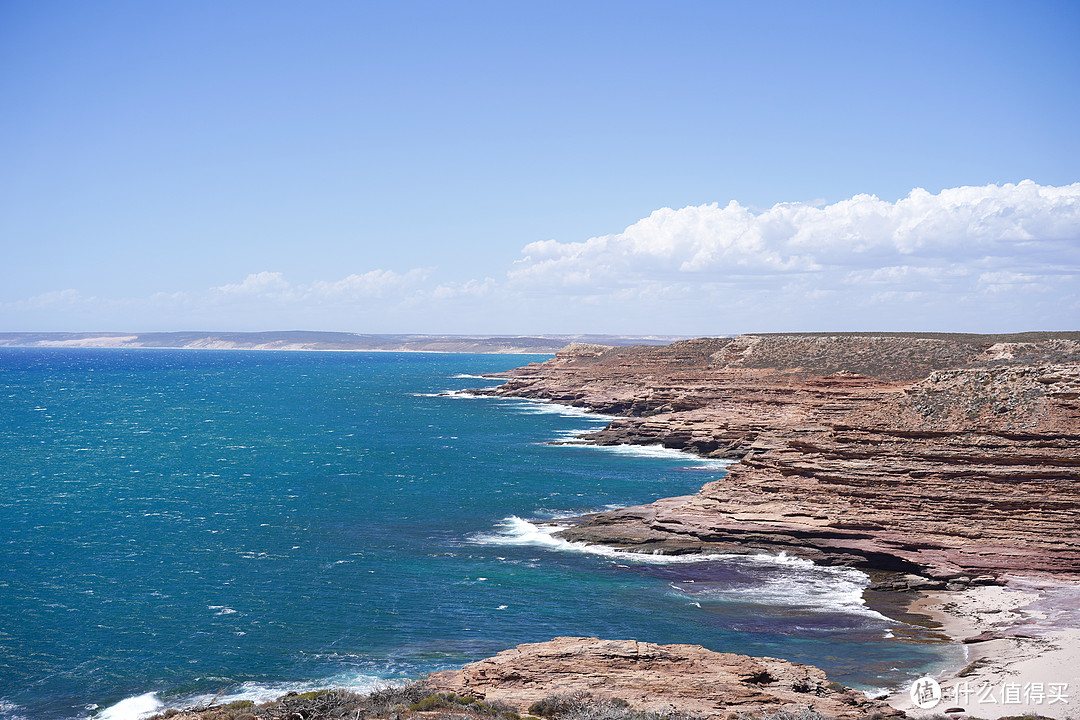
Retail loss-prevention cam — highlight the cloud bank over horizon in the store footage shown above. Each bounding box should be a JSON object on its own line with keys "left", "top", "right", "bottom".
{"left": 4, "top": 181, "right": 1079, "bottom": 335}
{"left": 512, "top": 180, "right": 1079, "bottom": 283}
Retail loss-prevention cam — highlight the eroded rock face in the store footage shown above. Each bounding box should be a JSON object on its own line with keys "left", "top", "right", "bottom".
{"left": 427, "top": 637, "right": 901, "bottom": 719}
{"left": 475, "top": 333, "right": 1080, "bottom": 585}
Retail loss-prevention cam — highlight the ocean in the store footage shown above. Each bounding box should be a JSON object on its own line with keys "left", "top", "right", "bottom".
{"left": 0, "top": 349, "right": 957, "bottom": 720}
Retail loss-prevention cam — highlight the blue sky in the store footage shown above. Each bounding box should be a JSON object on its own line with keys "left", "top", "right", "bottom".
{"left": 1, "top": 1, "right": 1078, "bottom": 334}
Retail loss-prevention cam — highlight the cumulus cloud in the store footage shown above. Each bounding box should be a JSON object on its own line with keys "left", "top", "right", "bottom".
{"left": 509, "top": 181, "right": 1080, "bottom": 291}
{"left": 214, "top": 271, "right": 294, "bottom": 298}
{"left": 499, "top": 181, "right": 1080, "bottom": 331}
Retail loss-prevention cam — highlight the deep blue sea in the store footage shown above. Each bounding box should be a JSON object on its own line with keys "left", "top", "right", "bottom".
{"left": 0, "top": 349, "right": 957, "bottom": 720}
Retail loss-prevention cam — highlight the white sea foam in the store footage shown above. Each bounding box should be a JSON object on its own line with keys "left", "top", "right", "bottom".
{"left": 183, "top": 674, "right": 388, "bottom": 708}
{"left": 208, "top": 605, "right": 237, "bottom": 615}
{"left": 416, "top": 391, "right": 620, "bottom": 432}
{"left": 530, "top": 506, "right": 622, "bottom": 520}
{"left": 550, "top": 427, "right": 603, "bottom": 441}
{"left": 498, "top": 397, "right": 617, "bottom": 418}
{"left": 473, "top": 516, "right": 799, "bottom": 566}
{"left": 472, "top": 516, "right": 577, "bottom": 551}
{"left": 473, "top": 517, "right": 890, "bottom": 620}
{"left": 449, "top": 373, "right": 501, "bottom": 380}
{"left": 95, "top": 693, "right": 163, "bottom": 720}
{"left": 556, "top": 440, "right": 733, "bottom": 468}
{"left": 860, "top": 687, "right": 895, "bottom": 701}
{"left": 420, "top": 389, "right": 499, "bottom": 399}
{"left": 0, "top": 700, "right": 29, "bottom": 720}
{"left": 672, "top": 564, "right": 890, "bottom": 621}
{"left": 412, "top": 390, "right": 469, "bottom": 398}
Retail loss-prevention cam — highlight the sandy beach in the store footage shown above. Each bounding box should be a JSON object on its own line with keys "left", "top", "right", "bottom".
{"left": 889, "top": 576, "right": 1080, "bottom": 719}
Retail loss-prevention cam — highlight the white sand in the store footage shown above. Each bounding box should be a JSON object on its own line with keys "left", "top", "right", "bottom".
{"left": 36, "top": 335, "right": 139, "bottom": 347}
{"left": 889, "top": 576, "right": 1080, "bottom": 719}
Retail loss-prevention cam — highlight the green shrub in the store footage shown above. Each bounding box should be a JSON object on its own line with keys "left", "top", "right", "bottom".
{"left": 409, "top": 692, "right": 507, "bottom": 715}
{"left": 223, "top": 700, "right": 254, "bottom": 709}
{"left": 365, "top": 680, "right": 436, "bottom": 716}
{"left": 527, "top": 692, "right": 701, "bottom": 720}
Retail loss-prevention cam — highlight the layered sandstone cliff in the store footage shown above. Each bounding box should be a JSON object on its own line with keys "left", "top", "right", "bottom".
{"left": 474, "top": 333, "right": 1080, "bottom": 587}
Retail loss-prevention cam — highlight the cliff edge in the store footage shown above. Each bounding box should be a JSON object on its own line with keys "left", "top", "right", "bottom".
{"left": 475, "top": 332, "right": 1080, "bottom": 586}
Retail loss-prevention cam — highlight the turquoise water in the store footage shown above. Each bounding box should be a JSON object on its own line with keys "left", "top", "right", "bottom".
{"left": 0, "top": 349, "right": 953, "bottom": 720}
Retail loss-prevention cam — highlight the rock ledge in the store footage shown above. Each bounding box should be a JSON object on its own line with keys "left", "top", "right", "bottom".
{"left": 428, "top": 637, "right": 901, "bottom": 719}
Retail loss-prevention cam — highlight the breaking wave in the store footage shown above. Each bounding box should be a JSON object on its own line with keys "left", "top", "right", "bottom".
{"left": 471, "top": 516, "right": 891, "bottom": 622}
{"left": 95, "top": 693, "right": 163, "bottom": 720}
{"left": 554, "top": 439, "right": 733, "bottom": 468}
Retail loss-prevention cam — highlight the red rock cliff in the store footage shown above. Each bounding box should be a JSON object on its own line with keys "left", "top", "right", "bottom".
{"left": 475, "top": 333, "right": 1080, "bottom": 587}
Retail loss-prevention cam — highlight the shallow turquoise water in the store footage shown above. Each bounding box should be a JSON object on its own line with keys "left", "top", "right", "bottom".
{"left": 0, "top": 349, "right": 954, "bottom": 719}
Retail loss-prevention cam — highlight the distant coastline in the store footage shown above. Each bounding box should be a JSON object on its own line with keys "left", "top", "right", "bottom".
{"left": 0, "top": 331, "right": 692, "bottom": 355}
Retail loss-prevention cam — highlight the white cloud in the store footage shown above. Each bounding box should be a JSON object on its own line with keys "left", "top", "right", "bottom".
{"left": 844, "top": 264, "right": 970, "bottom": 285}
{"left": 431, "top": 277, "right": 497, "bottom": 300}
{"left": 308, "top": 268, "right": 430, "bottom": 301}
{"left": 4, "top": 182, "right": 1077, "bottom": 334}
{"left": 209, "top": 269, "right": 429, "bottom": 304}
{"left": 976, "top": 270, "right": 1057, "bottom": 294}
{"left": 500, "top": 180, "right": 1079, "bottom": 332}
{"left": 23, "top": 288, "right": 88, "bottom": 308}
{"left": 509, "top": 180, "right": 1080, "bottom": 290}
{"left": 214, "top": 271, "right": 293, "bottom": 298}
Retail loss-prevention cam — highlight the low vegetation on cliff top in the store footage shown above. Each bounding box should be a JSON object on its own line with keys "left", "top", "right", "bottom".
{"left": 144, "top": 681, "right": 1070, "bottom": 720}
{"left": 142, "top": 682, "right": 880, "bottom": 720}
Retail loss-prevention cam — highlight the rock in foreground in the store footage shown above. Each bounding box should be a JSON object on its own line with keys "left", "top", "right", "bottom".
{"left": 428, "top": 636, "right": 901, "bottom": 719}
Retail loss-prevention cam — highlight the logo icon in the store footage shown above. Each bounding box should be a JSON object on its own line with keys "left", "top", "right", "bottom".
{"left": 910, "top": 676, "right": 943, "bottom": 709}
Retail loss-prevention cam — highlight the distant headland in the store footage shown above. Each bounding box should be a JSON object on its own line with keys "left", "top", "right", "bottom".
{"left": 0, "top": 331, "right": 689, "bottom": 354}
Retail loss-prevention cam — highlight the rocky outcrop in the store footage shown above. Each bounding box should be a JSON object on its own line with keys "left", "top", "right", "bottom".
{"left": 475, "top": 333, "right": 1080, "bottom": 586}
{"left": 428, "top": 636, "right": 902, "bottom": 719}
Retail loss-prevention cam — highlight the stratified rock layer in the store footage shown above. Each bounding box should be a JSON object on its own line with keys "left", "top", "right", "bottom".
{"left": 475, "top": 333, "right": 1080, "bottom": 586}
{"left": 428, "top": 636, "right": 901, "bottom": 719}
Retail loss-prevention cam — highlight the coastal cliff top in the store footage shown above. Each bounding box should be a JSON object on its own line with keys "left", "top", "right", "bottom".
{"left": 534, "top": 332, "right": 1080, "bottom": 382}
